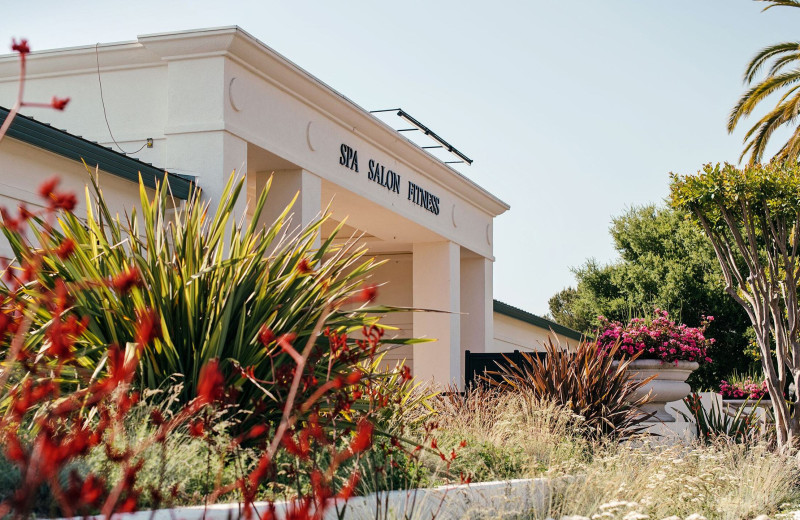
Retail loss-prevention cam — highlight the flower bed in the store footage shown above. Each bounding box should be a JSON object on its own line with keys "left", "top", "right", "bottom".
{"left": 720, "top": 378, "right": 769, "bottom": 400}
{"left": 596, "top": 309, "right": 713, "bottom": 364}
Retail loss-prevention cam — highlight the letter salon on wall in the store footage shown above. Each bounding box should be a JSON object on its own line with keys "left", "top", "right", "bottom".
{"left": 0, "top": 27, "right": 578, "bottom": 388}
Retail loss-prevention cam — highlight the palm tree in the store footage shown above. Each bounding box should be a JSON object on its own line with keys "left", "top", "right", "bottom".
{"left": 728, "top": 0, "right": 800, "bottom": 164}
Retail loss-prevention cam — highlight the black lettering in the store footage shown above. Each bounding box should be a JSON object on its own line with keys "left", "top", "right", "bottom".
{"left": 339, "top": 144, "right": 349, "bottom": 166}
{"left": 368, "top": 159, "right": 375, "bottom": 181}
{"left": 352, "top": 150, "right": 359, "bottom": 172}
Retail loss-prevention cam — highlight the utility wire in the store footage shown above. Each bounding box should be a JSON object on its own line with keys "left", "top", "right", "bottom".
{"left": 95, "top": 43, "right": 147, "bottom": 155}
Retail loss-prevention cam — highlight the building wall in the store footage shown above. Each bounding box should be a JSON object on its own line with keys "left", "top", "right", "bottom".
{"left": 0, "top": 137, "right": 153, "bottom": 259}
{"left": 491, "top": 313, "right": 581, "bottom": 353}
{"left": 370, "top": 253, "right": 413, "bottom": 369}
{"left": 0, "top": 28, "right": 510, "bottom": 388}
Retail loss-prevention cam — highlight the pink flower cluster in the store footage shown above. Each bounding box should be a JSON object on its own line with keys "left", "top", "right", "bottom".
{"left": 719, "top": 378, "right": 768, "bottom": 400}
{"left": 596, "top": 309, "right": 713, "bottom": 364}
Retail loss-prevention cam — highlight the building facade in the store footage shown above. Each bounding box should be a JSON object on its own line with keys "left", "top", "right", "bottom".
{"left": 0, "top": 27, "right": 581, "bottom": 388}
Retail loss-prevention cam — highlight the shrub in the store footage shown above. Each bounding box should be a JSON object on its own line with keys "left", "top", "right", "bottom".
{"left": 678, "top": 392, "right": 765, "bottom": 445}
{"left": 1, "top": 173, "right": 415, "bottom": 426}
{"left": 0, "top": 38, "right": 419, "bottom": 519}
{"left": 486, "top": 339, "right": 653, "bottom": 441}
{"left": 596, "top": 309, "right": 713, "bottom": 364}
{"left": 0, "top": 173, "right": 420, "bottom": 518}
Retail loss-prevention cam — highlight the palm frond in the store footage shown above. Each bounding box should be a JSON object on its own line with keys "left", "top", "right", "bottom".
{"left": 757, "top": 0, "right": 800, "bottom": 11}
{"left": 728, "top": 70, "right": 800, "bottom": 132}
{"left": 743, "top": 42, "right": 800, "bottom": 84}
{"left": 740, "top": 89, "right": 800, "bottom": 163}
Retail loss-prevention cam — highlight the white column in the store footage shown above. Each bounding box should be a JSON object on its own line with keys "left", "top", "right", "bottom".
{"left": 412, "top": 241, "right": 460, "bottom": 387}
{"left": 165, "top": 131, "right": 247, "bottom": 216}
{"left": 257, "top": 168, "right": 322, "bottom": 236}
{"left": 163, "top": 56, "right": 248, "bottom": 218}
{"left": 460, "top": 256, "right": 494, "bottom": 370}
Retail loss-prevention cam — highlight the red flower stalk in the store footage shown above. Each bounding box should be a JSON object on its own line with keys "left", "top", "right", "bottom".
{"left": 50, "top": 96, "right": 70, "bottom": 111}
{"left": 110, "top": 266, "right": 142, "bottom": 293}
{"left": 134, "top": 308, "right": 162, "bottom": 345}
{"left": 51, "top": 191, "right": 77, "bottom": 211}
{"left": 349, "top": 419, "right": 373, "bottom": 455}
{"left": 11, "top": 39, "right": 30, "bottom": 55}
{"left": 196, "top": 359, "right": 225, "bottom": 405}
{"left": 38, "top": 177, "right": 59, "bottom": 200}
{"left": 258, "top": 325, "right": 275, "bottom": 346}
{"left": 296, "top": 258, "right": 313, "bottom": 274}
{"left": 282, "top": 431, "right": 310, "bottom": 460}
{"left": 358, "top": 284, "right": 377, "bottom": 303}
{"left": 337, "top": 472, "right": 360, "bottom": 500}
{"left": 188, "top": 419, "right": 205, "bottom": 438}
{"left": 54, "top": 238, "right": 76, "bottom": 259}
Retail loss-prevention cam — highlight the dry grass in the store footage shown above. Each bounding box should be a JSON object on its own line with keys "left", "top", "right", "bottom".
{"left": 418, "top": 386, "right": 591, "bottom": 483}
{"left": 414, "top": 387, "right": 800, "bottom": 520}
{"left": 535, "top": 441, "right": 799, "bottom": 520}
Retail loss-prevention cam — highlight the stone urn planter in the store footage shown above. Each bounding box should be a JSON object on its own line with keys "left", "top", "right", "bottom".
{"left": 626, "top": 360, "right": 699, "bottom": 422}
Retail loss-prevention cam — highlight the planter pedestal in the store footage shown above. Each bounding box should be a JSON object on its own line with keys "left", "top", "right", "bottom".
{"left": 627, "top": 360, "right": 699, "bottom": 422}
{"left": 722, "top": 398, "right": 773, "bottom": 424}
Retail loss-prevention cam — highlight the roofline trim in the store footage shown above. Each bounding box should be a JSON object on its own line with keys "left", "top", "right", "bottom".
{"left": 493, "top": 300, "right": 585, "bottom": 342}
{"left": 0, "top": 106, "right": 194, "bottom": 199}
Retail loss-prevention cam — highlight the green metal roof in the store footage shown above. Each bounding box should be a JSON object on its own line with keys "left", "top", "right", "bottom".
{"left": 493, "top": 300, "right": 584, "bottom": 341}
{"left": 0, "top": 106, "right": 194, "bottom": 199}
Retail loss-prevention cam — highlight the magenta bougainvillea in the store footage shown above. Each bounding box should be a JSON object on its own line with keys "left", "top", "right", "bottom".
{"left": 596, "top": 309, "right": 713, "bottom": 364}
{"left": 719, "top": 378, "right": 769, "bottom": 400}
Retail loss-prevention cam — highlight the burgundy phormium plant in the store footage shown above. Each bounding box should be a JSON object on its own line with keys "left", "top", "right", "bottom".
{"left": 596, "top": 309, "right": 714, "bottom": 365}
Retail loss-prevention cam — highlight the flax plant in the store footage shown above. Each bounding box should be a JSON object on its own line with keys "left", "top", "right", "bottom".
{"left": 2, "top": 171, "right": 410, "bottom": 420}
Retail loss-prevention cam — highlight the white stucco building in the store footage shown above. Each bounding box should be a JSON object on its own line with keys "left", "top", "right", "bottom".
{"left": 0, "top": 27, "right": 583, "bottom": 388}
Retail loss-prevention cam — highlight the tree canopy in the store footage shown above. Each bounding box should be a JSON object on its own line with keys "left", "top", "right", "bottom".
{"left": 547, "top": 205, "right": 754, "bottom": 390}
{"left": 670, "top": 161, "right": 800, "bottom": 449}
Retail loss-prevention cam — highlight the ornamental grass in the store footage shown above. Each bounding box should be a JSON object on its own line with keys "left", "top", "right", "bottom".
{"left": 540, "top": 441, "right": 800, "bottom": 520}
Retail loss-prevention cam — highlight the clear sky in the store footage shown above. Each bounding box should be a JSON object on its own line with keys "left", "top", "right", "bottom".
{"left": 3, "top": 0, "right": 797, "bottom": 316}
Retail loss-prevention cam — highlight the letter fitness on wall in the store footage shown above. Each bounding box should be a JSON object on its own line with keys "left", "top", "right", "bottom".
{"left": 337, "top": 143, "right": 440, "bottom": 215}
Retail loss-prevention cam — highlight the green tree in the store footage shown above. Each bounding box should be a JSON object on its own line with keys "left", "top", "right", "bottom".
{"left": 670, "top": 161, "right": 800, "bottom": 450}
{"left": 728, "top": 0, "right": 800, "bottom": 164}
{"left": 547, "top": 205, "right": 754, "bottom": 390}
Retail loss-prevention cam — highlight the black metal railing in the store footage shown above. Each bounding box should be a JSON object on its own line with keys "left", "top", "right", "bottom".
{"left": 464, "top": 349, "right": 546, "bottom": 389}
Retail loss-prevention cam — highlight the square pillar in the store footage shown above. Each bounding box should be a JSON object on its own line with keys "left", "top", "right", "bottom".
{"left": 460, "top": 256, "right": 493, "bottom": 371}
{"left": 257, "top": 168, "right": 322, "bottom": 238}
{"left": 164, "top": 131, "right": 247, "bottom": 218}
{"left": 412, "top": 241, "right": 460, "bottom": 387}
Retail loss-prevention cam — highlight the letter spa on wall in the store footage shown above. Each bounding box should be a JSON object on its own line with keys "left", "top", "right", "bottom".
{"left": 0, "top": 27, "right": 531, "bottom": 388}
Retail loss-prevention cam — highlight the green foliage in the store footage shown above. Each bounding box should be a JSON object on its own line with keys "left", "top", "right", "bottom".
{"left": 547, "top": 287, "right": 593, "bottom": 333}
{"left": 2, "top": 172, "right": 403, "bottom": 421}
{"left": 670, "top": 162, "right": 800, "bottom": 229}
{"left": 678, "top": 392, "right": 764, "bottom": 444}
{"left": 669, "top": 161, "right": 800, "bottom": 449}
{"left": 486, "top": 340, "right": 652, "bottom": 442}
{"left": 547, "top": 204, "right": 755, "bottom": 390}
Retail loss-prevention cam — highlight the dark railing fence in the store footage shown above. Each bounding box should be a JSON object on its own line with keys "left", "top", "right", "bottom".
{"left": 464, "top": 349, "right": 547, "bottom": 389}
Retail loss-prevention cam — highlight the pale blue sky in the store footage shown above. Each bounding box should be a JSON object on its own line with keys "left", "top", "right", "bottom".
{"left": 3, "top": 1, "right": 797, "bottom": 316}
